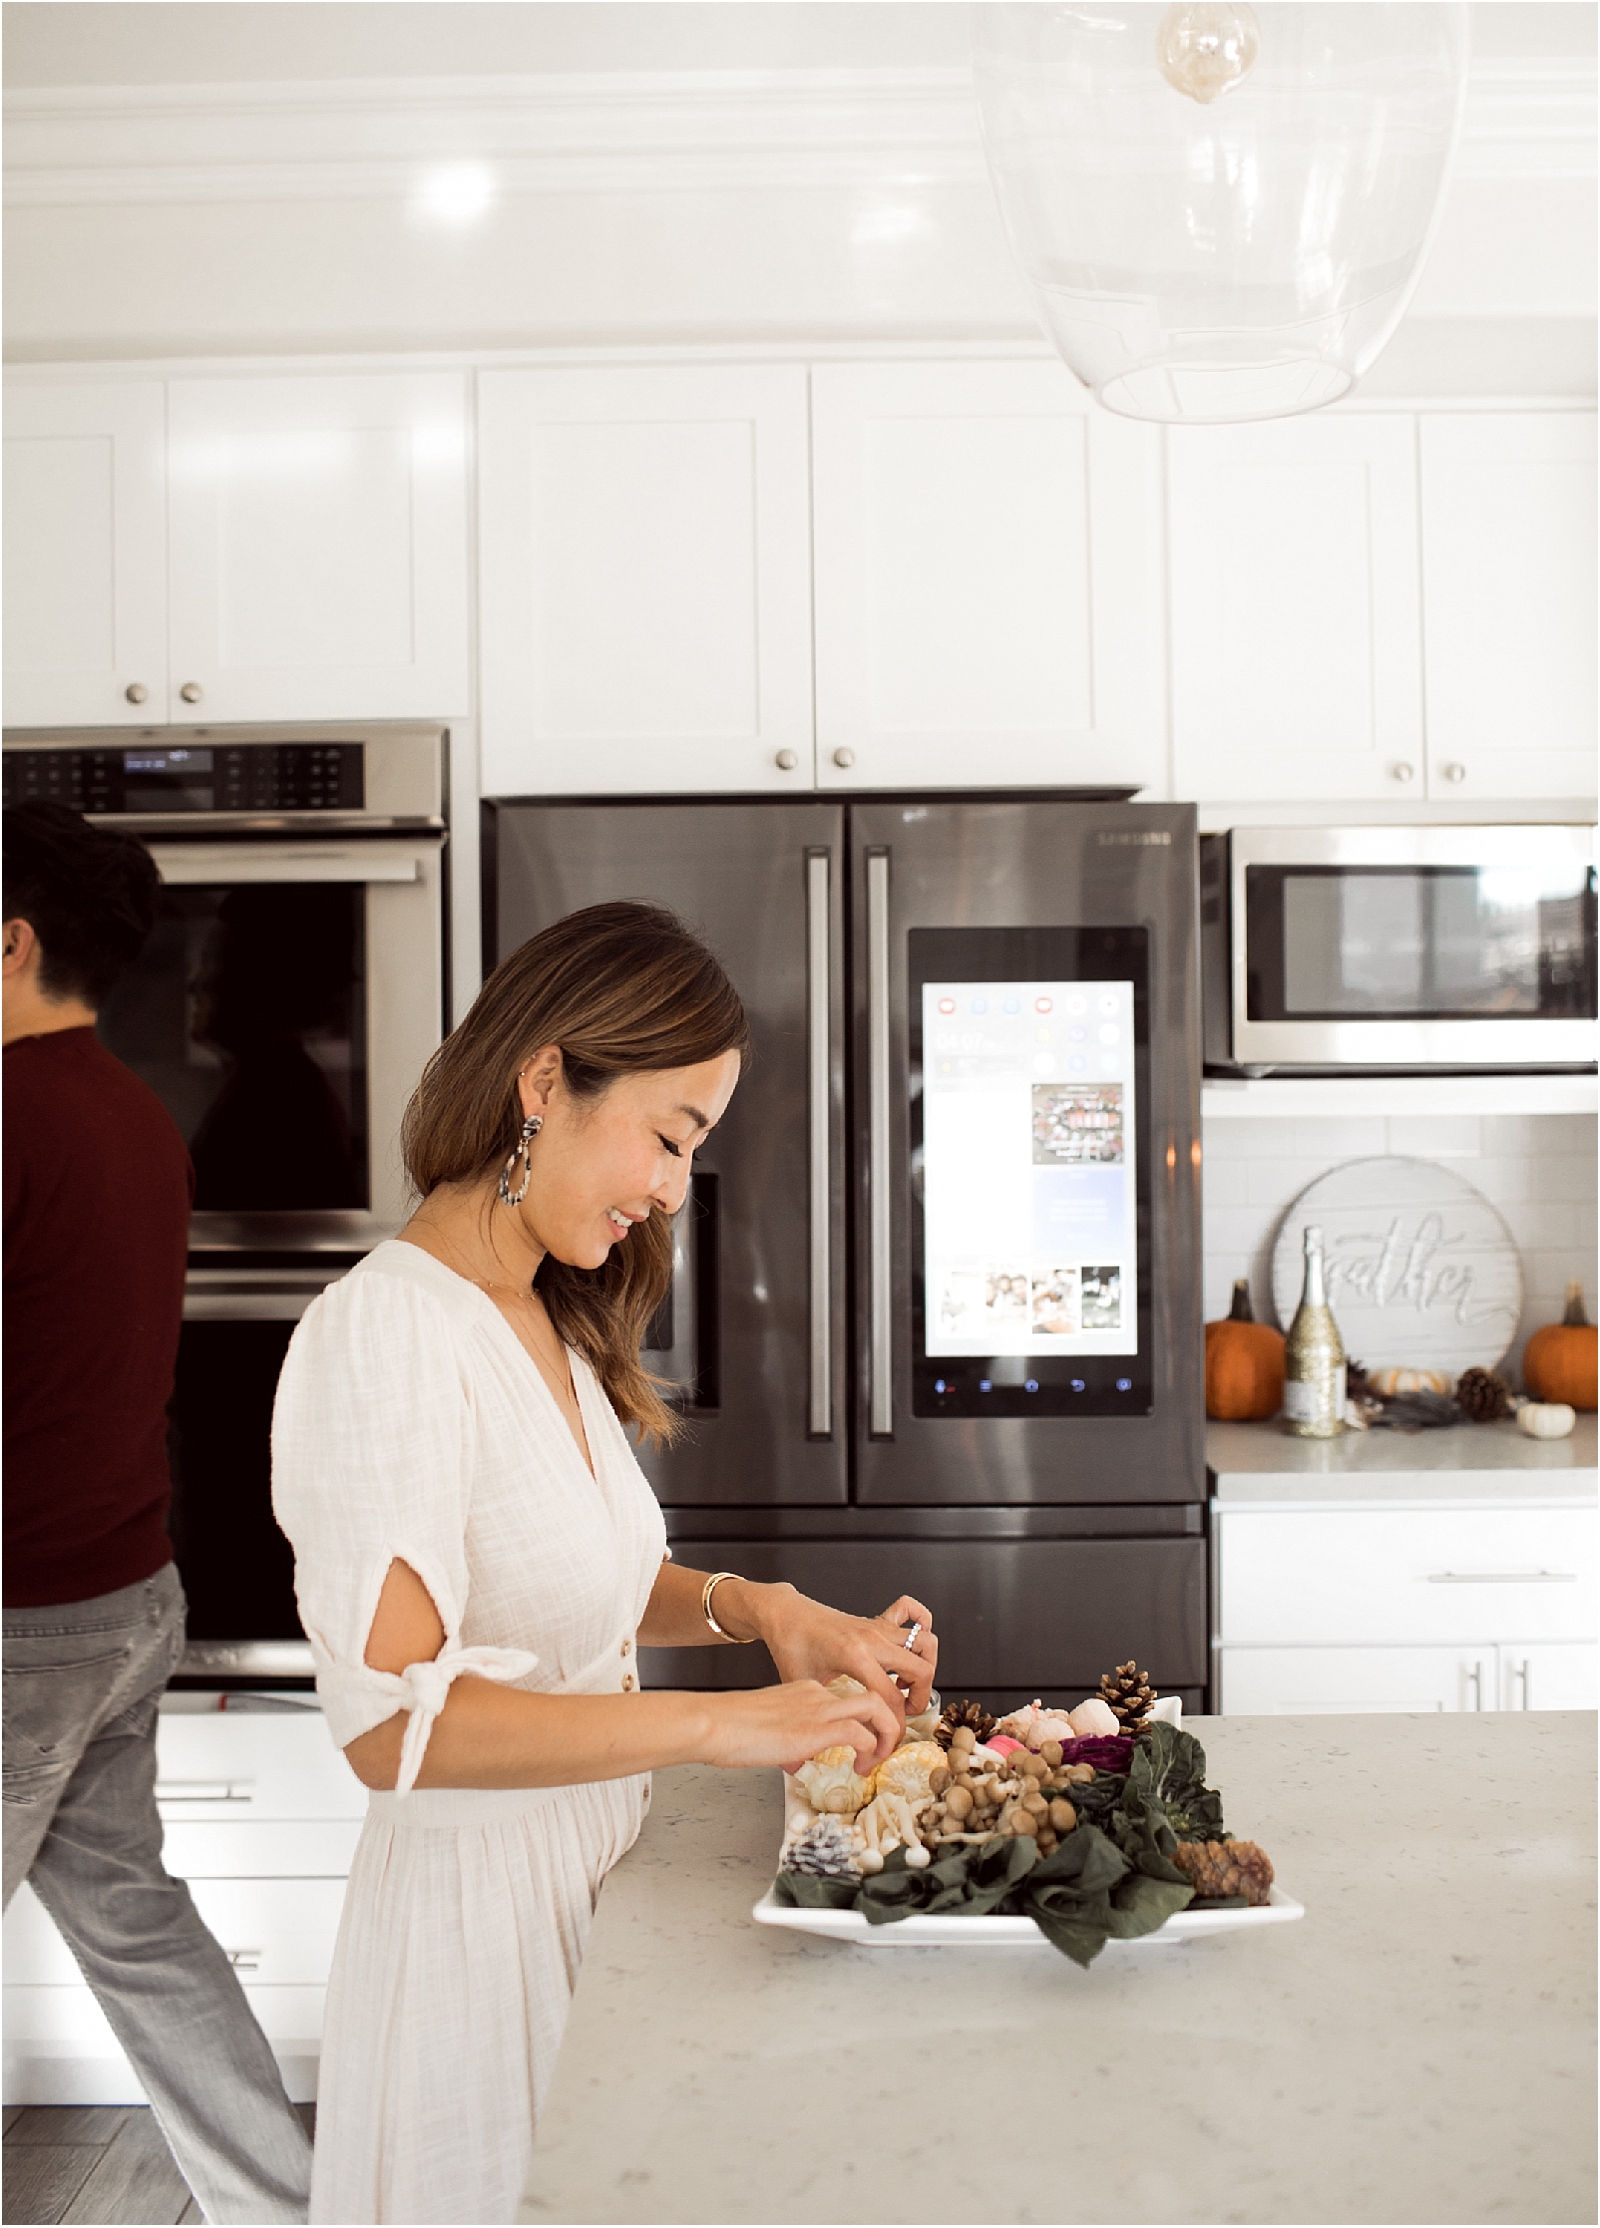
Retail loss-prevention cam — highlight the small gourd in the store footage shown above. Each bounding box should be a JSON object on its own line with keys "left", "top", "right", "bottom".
{"left": 1522, "top": 1283, "right": 1598, "bottom": 1412}
{"left": 1204, "top": 1279, "right": 1286, "bottom": 1421}
{"left": 1366, "top": 1366, "right": 1453, "bottom": 1397}
{"left": 1517, "top": 1401, "right": 1576, "bottom": 1441}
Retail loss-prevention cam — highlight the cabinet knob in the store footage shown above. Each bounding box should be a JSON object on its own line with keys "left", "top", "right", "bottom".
{"left": 179, "top": 682, "right": 204, "bottom": 705}
{"left": 1389, "top": 761, "right": 1413, "bottom": 783}
{"left": 1442, "top": 761, "right": 1466, "bottom": 783}
{"left": 774, "top": 749, "right": 799, "bottom": 772}
{"left": 832, "top": 747, "right": 856, "bottom": 770}
{"left": 124, "top": 682, "right": 149, "bottom": 706}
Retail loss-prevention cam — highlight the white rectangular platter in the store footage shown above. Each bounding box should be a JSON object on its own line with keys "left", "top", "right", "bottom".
{"left": 753, "top": 1882, "right": 1305, "bottom": 1951}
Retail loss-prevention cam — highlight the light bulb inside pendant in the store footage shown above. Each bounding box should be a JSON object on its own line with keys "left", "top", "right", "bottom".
{"left": 1155, "top": 1, "right": 1260, "bottom": 104}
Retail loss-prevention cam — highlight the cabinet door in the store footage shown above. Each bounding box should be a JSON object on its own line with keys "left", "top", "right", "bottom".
{"left": 1420, "top": 413, "right": 1597, "bottom": 803}
{"left": 3, "top": 382, "right": 167, "bottom": 727}
{"left": 810, "top": 361, "right": 1164, "bottom": 793}
{"left": 1219, "top": 1644, "right": 1493, "bottom": 1714}
{"left": 166, "top": 374, "right": 470, "bottom": 722}
{"left": 1498, "top": 1641, "right": 1597, "bottom": 1711}
{"left": 1169, "top": 415, "right": 1424, "bottom": 802}
{"left": 477, "top": 366, "right": 813, "bottom": 796}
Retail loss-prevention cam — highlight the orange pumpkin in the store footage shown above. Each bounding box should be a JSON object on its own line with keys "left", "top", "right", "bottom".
{"left": 1205, "top": 1280, "right": 1286, "bottom": 1421}
{"left": 1523, "top": 1283, "right": 1598, "bottom": 1411}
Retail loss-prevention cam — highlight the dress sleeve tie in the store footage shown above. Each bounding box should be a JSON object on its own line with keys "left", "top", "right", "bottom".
{"left": 378, "top": 1646, "right": 540, "bottom": 1796}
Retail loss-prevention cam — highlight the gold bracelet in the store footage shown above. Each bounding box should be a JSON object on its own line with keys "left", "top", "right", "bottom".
{"left": 701, "top": 1571, "right": 756, "bottom": 1643}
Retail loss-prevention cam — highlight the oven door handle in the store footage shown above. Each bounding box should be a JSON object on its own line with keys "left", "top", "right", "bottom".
{"left": 183, "top": 1270, "right": 348, "bottom": 1322}
{"left": 153, "top": 849, "right": 422, "bottom": 885}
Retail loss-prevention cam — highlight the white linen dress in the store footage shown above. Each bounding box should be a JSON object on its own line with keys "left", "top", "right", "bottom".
{"left": 270, "top": 1240, "right": 668, "bottom": 2226}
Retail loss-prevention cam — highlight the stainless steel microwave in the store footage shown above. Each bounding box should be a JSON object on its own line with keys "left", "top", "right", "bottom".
{"left": 1201, "top": 826, "right": 1597, "bottom": 1074}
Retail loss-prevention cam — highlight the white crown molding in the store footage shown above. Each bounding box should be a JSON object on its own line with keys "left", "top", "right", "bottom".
{"left": 4, "top": 57, "right": 1593, "bottom": 208}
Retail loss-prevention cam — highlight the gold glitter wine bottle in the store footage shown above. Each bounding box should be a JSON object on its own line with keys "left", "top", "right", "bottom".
{"left": 1282, "top": 1223, "right": 1346, "bottom": 1438}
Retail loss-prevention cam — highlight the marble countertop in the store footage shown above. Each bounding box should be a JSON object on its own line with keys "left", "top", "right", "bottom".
{"left": 1209, "top": 1413, "right": 1597, "bottom": 1503}
{"left": 520, "top": 1714, "right": 1596, "bottom": 2227}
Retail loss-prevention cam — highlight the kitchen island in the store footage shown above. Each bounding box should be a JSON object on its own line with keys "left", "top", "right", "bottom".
{"left": 520, "top": 1713, "right": 1595, "bottom": 2226}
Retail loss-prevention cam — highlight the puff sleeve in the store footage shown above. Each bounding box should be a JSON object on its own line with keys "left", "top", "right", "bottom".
{"left": 270, "top": 1265, "right": 537, "bottom": 1794}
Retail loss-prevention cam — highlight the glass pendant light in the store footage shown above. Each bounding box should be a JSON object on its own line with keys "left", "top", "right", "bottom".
{"left": 974, "top": 3, "right": 1470, "bottom": 423}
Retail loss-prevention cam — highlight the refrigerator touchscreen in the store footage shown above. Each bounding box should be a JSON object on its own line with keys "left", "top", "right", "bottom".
{"left": 910, "top": 926, "right": 1152, "bottom": 1417}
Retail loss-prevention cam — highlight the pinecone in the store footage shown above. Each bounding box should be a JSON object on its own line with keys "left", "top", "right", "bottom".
{"left": 1173, "top": 1838, "right": 1274, "bottom": 1906}
{"left": 934, "top": 1698, "right": 997, "bottom": 1751}
{"left": 1456, "top": 1366, "right": 1512, "bottom": 1423}
{"left": 1345, "top": 1358, "right": 1374, "bottom": 1401}
{"left": 1097, "top": 1661, "right": 1157, "bottom": 1736}
{"left": 783, "top": 1816, "right": 861, "bottom": 1881}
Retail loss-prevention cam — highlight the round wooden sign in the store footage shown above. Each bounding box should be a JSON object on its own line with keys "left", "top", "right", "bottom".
{"left": 1270, "top": 1156, "right": 1523, "bottom": 1376}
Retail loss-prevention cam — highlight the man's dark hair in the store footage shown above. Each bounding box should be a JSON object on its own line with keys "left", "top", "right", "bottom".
{"left": 2, "top": 800, "right": 162, "bottom": 1008}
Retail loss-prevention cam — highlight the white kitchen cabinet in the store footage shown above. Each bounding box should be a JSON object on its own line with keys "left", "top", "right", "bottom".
{"left": 477, "top": 365, "right": 814, "bottom": 796}
{"left": 1218, "top": 1643, "right": 1494, "bottom": 1713}
{"left": 4, "top": 372, "right": 470, "bottom": 728}
{"left": 1, "top": 1706, "right": 359, "bottom": 2105}
{"left": 1213, "top": 1498, "right": 1598, "bottom": 1715}
{"left": 1419, "top": 412, "right": 1597, "bottom": 804}
{"left": 1219, "top": 1640, "right": 1596, "bottom": 1714}
{"left": 1497, "top": 1640, "right": 1599, "bottom": 1712}
{"left": 3, "top": 382, "right": 167, "bottom": 727}
{"left": 810, "top": 362, "right": 1164, "bottom": 793}
{"left": 167, "top": 373, "right": 470, "bottom": 722}
{"left": 1168, "top": 414, "right": 1424, "bottom": 803}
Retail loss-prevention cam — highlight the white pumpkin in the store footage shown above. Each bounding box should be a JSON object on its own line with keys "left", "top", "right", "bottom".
{"left": 1517, "top": 1400, "right": 1576, "bottom": 1439}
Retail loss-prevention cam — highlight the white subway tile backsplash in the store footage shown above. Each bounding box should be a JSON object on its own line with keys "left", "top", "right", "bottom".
{"left": 1290, "top": 1117, "right": 1387, "bottom": 1160}
{"left": 1200, "top": 1107, "right": 1597, "bottom": 1391}
{"left": 1481, "top": 1113, "right": 1594, "bottom": 1157}
{"left": 1386, "top": 1114, "right": 1482, "bottom": 1158}
{"left": 1244, "top": 1155, "right": 1333, "bottom": 1207}
{"left": 1201, "top": 1117, "right": 1299, "bottom": 1160}
{"left": 1199, "top": 1159, "right": 1250, "bottom": 1208}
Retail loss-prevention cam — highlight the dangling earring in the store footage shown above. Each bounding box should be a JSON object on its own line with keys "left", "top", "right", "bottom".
{"left": 497, "top": 1114, "right": 542, "bottom": 1206}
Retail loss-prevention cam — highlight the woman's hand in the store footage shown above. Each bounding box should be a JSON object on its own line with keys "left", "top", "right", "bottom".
{"left": 697, "top": 1678, "right": 902, "bottom": 1774}
{"left": 749, "top": 1588, "right": 938, "bottom": 1728}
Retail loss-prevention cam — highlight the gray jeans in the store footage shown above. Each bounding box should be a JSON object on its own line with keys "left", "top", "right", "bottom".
{"left": 3, "top": 1562, "right": 313, "bottom": 2224}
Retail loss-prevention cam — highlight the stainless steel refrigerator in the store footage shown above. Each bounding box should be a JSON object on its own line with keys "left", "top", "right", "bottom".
{"left": 486, "top": 794, "right": 1207, "bottom": 1712}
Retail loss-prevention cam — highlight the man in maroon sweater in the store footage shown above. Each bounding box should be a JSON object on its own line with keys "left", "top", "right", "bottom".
{"left": 4, "top": 801, "right": 312, "bottom": 2222}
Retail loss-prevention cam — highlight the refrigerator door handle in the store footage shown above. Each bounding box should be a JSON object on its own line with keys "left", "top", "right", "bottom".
{"left": 805, "top": 849, "right": 833, "bottom": 1437}
{"left": 866, "top": 846, "right": 893, "bottom": 1435}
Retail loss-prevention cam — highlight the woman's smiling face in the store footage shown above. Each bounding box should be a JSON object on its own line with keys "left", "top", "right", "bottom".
{"left": 513, "top": 1048, "right": 742, "bottom": 1269}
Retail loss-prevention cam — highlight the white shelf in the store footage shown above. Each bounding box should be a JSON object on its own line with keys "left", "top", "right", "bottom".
{"left": 1201, "top": 1073, "right": 1597, "bottom": 1120}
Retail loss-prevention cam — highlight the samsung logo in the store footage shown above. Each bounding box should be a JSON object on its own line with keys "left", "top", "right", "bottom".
{"left": 1097, "top": 830, "right": 1171, "bottom": 846}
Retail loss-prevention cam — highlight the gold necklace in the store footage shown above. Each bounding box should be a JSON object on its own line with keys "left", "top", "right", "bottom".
{"left": 429, "top": 1232, "right": 576, "bottom": 1401}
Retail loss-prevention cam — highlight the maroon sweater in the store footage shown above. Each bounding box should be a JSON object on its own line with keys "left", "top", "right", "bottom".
{"left": 4, "top": 1028, "right": 192, "bottom": 1606}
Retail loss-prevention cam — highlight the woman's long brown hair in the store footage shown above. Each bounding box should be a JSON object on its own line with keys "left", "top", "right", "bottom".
{"left": 401, "top": 902, "right": 750, "bottom": 1443}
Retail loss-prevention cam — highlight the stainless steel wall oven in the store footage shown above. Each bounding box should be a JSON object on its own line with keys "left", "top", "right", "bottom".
{"left": 2, "top": 722, "right": 449, "bottom": 1681}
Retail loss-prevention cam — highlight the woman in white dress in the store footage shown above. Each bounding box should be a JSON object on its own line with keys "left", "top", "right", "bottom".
{"left": 272, "top": 902, "right": 938, "bottom": 2226}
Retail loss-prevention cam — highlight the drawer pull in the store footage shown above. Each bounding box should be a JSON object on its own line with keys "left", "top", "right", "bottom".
{"left": 155, "top": 1781, "right": 256, "bottom": 1804}
{"left": 226, "top": 1949, "right": 262, "bottom": 1974}
{"left": 1425, "top": 1571, "right": 1577, "bottom": 1585}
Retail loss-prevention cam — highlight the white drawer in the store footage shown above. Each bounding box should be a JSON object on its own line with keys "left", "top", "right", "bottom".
{"left": 155, "top": 1712, "right": 365, "bottom": 1823}
{"left": 3, "top": 1982, "right": 326, "bottom": 2050}
{"left": 162, "top": 1820, "right": 363, "bottom": 1877}
{"left": 3, "top": 1879, "right": 345, "bottom": 1988}
{"left": 1220, "top": 1644, "right": 1490, "bottom": 1714}
{"left": 1217, "top": 1506, "right": 1597, "bottom": 1646}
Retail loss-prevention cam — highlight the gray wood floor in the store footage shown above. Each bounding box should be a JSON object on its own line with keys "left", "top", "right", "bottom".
{"left": 2, "top": 2104, "right": 315, "bottom": 2225}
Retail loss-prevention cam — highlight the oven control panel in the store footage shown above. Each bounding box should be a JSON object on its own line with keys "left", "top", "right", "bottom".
{"left": 2, "top": 742, "right": 364, "bottom": 816}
